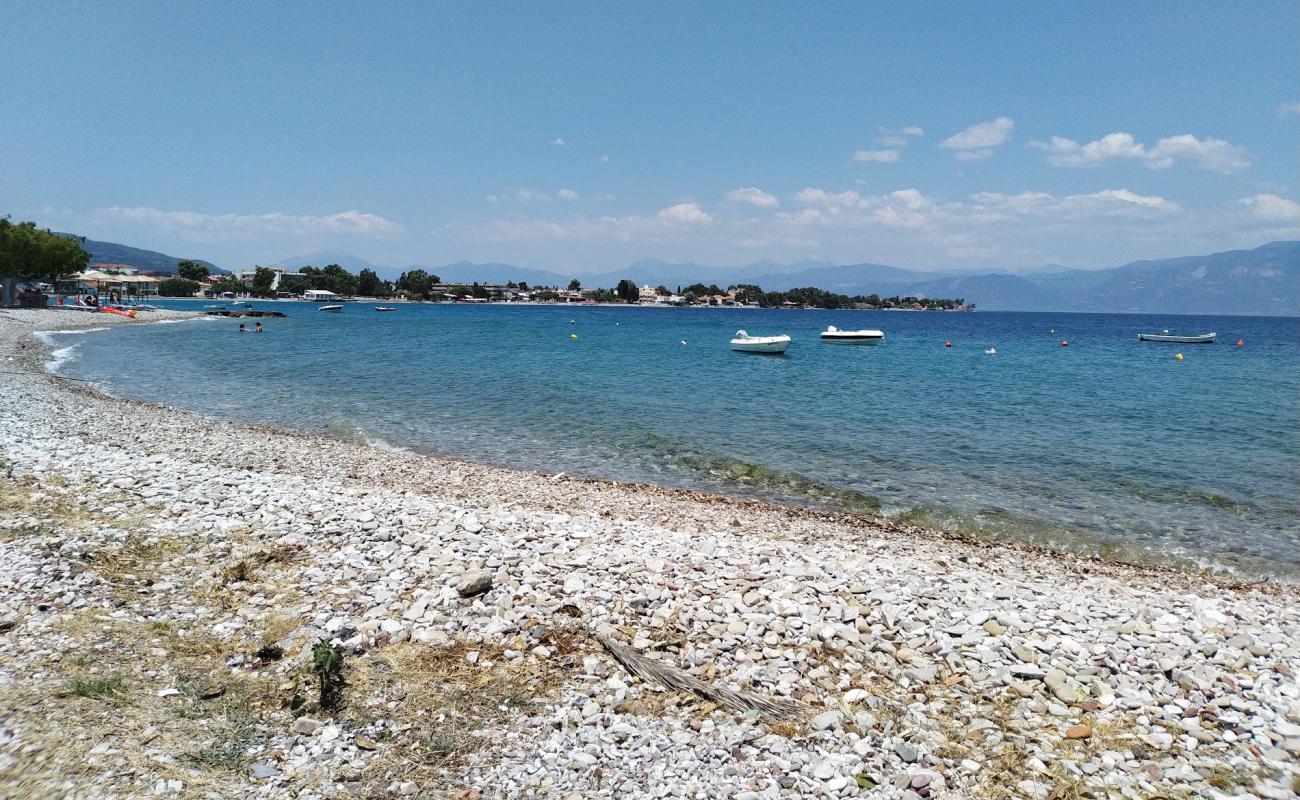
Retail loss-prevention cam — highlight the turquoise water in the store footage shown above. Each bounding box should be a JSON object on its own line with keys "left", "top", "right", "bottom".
{"left": 46, "top": 301, "right": 1300, "bottom": 578}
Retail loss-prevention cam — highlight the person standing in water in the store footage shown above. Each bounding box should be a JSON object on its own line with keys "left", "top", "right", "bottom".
{"left": 239, "top": 323, "right": 247, "bottom": 333}
{"left": 254, "top": 322, "right": 263, "bottom": 333}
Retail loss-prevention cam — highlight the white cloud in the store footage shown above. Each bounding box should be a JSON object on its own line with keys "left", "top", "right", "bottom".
{"left": 969, "top": 188, "right": 1181, "bottom": 218}
{"left": 793, "top": 188, "right": 867, "bottom": 209}
{"left": 448, "top": 183, "right": 1294, "bottom": 273}
{"left": 94, "top": 207, "right": 404, "bottom": 241}
{"left": 1275, "top": 101, "right": 1300, "bottom": 116}
{"left": 1030, "top": 132, "right": 1251, "bottom": 173}
{"left": 853, "top": 149, "right": 901, "bottom": 163}
{"left": 557, "top": 188, "right": 579, "bottom": 201}
{"left": 1239, "top": 193, "right": 1300, "bottom": 222}
{"left": 939, "top": 117, "right": 1014, "bottom": 160}
{"left": 878, "top": 126, "right": 924, "bottom": 147}
{"left": 550, "top": 137, "right": 566, "bottom": 146}
{"left": 657, "top": 202, "right": 712, "bottom": 224}
{"left": 726, "top": 187, "right": 779, "bottom": 208}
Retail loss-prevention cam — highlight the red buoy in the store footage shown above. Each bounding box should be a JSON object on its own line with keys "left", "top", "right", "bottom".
{"left": 1237, "top": 339, "right": 1244, "bottom": 347}
{"left": 1061, "top": 340, "right": 1069, "bottom": 347}
{"left": 945, "top": 340, "right": 952, "bottom": 348}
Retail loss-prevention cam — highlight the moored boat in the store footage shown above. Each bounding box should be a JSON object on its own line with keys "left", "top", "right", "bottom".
{"left": 1138, "top": 330, "right": 1215, "bottom": 343}
{"left": 374, "top": 306, "right": 395, "bottom": 312}
{"left": 730, "top": 330, "right": 791, "bottom": 354}
{"left": 318, "top": 304, "right": 343, "bottom": 313}
{"left": 820, "top": 325, "right": 884, "bottom": 343}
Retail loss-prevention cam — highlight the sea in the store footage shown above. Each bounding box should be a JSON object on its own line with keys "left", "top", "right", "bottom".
{"left": 42, "top": 300, "right": 1300, "bottom": 580}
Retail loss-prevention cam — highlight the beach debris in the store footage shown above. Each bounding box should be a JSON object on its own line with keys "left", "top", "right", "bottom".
{"left": 598, "top": 635, "right": 802, "bottom": 720}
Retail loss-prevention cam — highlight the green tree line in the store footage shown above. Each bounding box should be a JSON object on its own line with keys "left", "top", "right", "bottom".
{"left": 0, "top": 219, "right": 90, "bottom": 307}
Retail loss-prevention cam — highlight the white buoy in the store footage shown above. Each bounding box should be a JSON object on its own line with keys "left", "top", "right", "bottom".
{"left": 986, "top": 347, "right": 997, "bottom": 355}
{"left": 680, "top": 340, "right": 687, "bottom": 346}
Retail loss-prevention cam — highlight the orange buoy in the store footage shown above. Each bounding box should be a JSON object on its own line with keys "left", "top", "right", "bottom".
{"left": 945, "top": 340, "right": 952, "bottom": 348}
{"left": 1236, "top": 338, "right": 1244, "bottom": 347}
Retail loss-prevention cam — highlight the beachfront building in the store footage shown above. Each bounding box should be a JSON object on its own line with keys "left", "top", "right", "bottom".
{"left": 303, "top": 289, "right": 340, "bottom": 302}
{"left": 60, "top": 269, "right": 161, "bottom": 298}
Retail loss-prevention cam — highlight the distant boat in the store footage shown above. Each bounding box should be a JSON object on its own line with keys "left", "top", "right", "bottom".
{"left": 730, "top": 330, "right": 791, "bottom": 354}
{"left": 820, "top": 325, "right": 884, "bottom": 343}
{"left": 318, "top": 304, "right": 343, "bottom": 313}
{"left": 1139, "top": 331, "right": 1216, "bottom": 343}
{"left": 374, "top": 306, "right": 395, "bottom": 312}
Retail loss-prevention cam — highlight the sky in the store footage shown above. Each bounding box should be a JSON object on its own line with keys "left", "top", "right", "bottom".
{"left": 2, "top": 1, "right": 1298, "bottom": 273}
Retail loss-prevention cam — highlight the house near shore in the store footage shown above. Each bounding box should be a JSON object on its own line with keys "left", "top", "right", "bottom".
{"left": 303, "top": 289, "right": 340, "bottom": 302}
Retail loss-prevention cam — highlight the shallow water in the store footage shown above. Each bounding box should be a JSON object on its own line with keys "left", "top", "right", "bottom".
{"left": 47, "top": 301, "right": 1300, "bottom": 578}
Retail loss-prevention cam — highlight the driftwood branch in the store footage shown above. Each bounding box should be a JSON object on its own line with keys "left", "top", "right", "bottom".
{"left": 598, "top": 635, "right": 803, "bottom": 720}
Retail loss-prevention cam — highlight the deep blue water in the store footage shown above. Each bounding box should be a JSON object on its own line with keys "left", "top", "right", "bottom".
{"left": 46, "top": 300, "right": 1300, "bottom": 578}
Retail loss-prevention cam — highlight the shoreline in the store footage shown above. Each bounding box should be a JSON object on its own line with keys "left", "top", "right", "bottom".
{"left": 21, "top": 308, "right": 1289, "bottom": 589}
{"left": 1, "top": 308, "right": 1298, "bottom": 798}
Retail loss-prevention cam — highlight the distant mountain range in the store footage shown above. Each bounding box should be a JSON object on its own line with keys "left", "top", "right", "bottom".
{"left": 63, "top": 233, "right": 1300, "bottom": 315}
{"left": 396, "top": 242, "right": 1298, "bottom": 315}
{"left": 61, "top": 235, "right": 223, "bottom": 275}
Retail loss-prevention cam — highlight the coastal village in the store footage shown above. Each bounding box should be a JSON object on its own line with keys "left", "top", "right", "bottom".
{"left": 39, "top": 262, "right": 974, "bottom": 311}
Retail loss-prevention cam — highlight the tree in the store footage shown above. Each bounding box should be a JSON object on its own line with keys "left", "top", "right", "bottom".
{"left": 357, "top": 268, "right": 381, "bottom": 297}
{"left": 396, "top": 269, "right": 435, "bottom": 298}
{"left": 176, "top": 260, "right": 209, "bottom": 281}
{"left": 730, "top": 284, "right": 765, "bottom": 305}
{"left": 615, "top": 279, "right": 640, "bottom": 302}
{"left": 518, "top": 281, "right": 529, "bottom": 291}
{"left": 209, "top": 275, "right": 246, "bottom": 295}
{"left": 0, "top": 220, "right": 90, "bottom": 307}
{"left": 278, "top": 274, "right": 311, "bottom": 295}
{"left": 158, "top": 277, "right": 200, "bottom": 297}
{"left": 251, "top": 267, "right": 276, "bottom": 297}
{"left": 655, "top": 285, "right": 670, "bottom": 296}
{"left": 865, "top": 293, "right": 881, "bottom": 307}
{"left": 683, "top": 283, "right": 723, "bottom": 302}
{"left": 567, "top": 278, "right": 582, "bottom": 292}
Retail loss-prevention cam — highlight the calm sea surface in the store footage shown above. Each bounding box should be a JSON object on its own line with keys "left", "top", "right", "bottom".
{"left": 45, "top": 301, "right": 1300, "bottom": 579}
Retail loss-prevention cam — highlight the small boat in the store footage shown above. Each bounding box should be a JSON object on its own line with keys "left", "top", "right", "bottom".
{"left": 318, "top": 304, "right": 343, "bottom": 313}
{"left": 730, "top": 330, "right": 791, "bottom": 354}
{"left": 374, "top": 306, "right": 396, "bottom": 312}
{"left": 204, "top": 304, "right": 226, "bottom": 310}
{"left": 820, "top": 325, "right": 884, "bottom": 343}
{"left": 1139, "top": 330, "right": 1216, "bottom": 343}
{"left": 985, "top": 347, "right": 997, "bottom": 355}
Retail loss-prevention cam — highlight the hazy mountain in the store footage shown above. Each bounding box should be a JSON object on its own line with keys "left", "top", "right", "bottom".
{"left": 59, "top": 235, "right": 223, "bottom": 275}
{"left": 89, "top": 237, "right": 1296, "bottom": 314}
{"left": 1023, "top": 241, "right": 1300, "bottom": 315}
{"left": 414, "top": 260, "right": 578, "bottom": 286}
{"left": 741, "top": 242, "right": 1299, "bottom": 314}
{"left": 273, "top": 250, "right": 383, "bottom": 273}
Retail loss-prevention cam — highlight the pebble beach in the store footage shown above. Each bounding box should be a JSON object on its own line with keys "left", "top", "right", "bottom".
{"left": 1, "top": 308, "right": 1297, "bottom": 799}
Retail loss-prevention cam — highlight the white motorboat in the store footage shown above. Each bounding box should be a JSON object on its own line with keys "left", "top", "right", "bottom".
{"left": 820, "top": 325, "right": 884, "bottom": 343}
{"left": 730, "top": 330, "right": 791, "bottom": 354}
{"left": 374, "top": 306, "right": 396, "bottom": 312}
{"left": 1138, "top": 330, "right": 1215, "bottom": 343}
{"left": 318, "top": 304, "right": 343, "bottom": 313}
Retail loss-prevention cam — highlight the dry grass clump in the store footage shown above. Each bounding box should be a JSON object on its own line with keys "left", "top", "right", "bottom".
{"left": 343, "top": 632, "right": 590, "bottom": 792}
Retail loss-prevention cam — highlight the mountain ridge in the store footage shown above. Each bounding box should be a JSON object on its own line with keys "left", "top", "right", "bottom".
{"left": 58, "top": 234, "right": 1300, "bottom": 315}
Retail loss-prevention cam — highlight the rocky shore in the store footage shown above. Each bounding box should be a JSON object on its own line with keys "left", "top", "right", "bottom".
{"left": 1, "top": 308, "right": 1297, "bottom": 799}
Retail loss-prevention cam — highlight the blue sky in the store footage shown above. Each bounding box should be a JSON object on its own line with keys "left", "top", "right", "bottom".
{"left": 2, "top": 1, "right": 1297, "bottom": 272}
